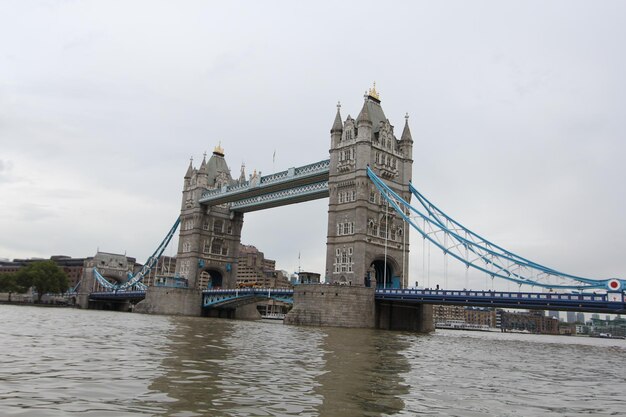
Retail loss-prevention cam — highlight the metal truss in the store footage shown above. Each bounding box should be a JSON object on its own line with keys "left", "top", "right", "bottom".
{"left": 367, "top": 167, "right": 624, "bottom": 291}
{"left": 201, "top": 159, "right": 330, "bottom": 202}
{"left": 229, "top": 181, "right": 328, "bottom": 211}
{"left": 93, "top": 217, "right": 180, "bottom": 292}
{"left": 202, "top": 288, "right": 294, "bottom": 307}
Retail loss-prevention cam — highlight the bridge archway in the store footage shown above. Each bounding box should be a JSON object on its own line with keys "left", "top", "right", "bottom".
{"left": 370, "top": 257, "right": 400, "bottom": 289}
{"left": 199, "top": 268, "right": 224, "bottom": 289}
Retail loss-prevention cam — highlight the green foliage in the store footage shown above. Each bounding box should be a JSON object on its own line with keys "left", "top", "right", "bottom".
{"left": 0, "top": 272, "right": 24, "bottom": 293}
{"left": 15, "top": 261, "right": 69, "bottom": 303}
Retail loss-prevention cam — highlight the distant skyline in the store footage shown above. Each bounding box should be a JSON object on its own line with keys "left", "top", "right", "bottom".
{"left": 1, "top": 1, "right": 625, "bottom": 290}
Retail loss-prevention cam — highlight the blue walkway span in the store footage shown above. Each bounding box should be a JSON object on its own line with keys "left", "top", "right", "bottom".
{"left": 88, "top": 287, "right": 626, "bottom": 314}
{"left": 375, "top": 288, "right": 626, "bottom": 314}
{"left": 89, "top": 291, "right": 147, "bottom": 302}
{"left": 202, "top": 288, "right": 294, "bottom": 307}
{"left": 200, "top": 287, "right": 626, "bottom": 314}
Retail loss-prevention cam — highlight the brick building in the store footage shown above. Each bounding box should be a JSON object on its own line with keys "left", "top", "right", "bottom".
{"left": 235, "top": 244, "right": 291, "bottom": 288}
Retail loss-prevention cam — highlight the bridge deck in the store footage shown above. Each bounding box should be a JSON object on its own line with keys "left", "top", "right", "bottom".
{"left": 201, "top": 287, "right": 626, "bottom": 313}
{"left": 88, "top": 287, "right": 626, "bottom": 314}
{"left": 375, "top": 289, "right": 626, "bottom": 313}
{"left": 199, "top": 159, "right": 330, "bottom": 209}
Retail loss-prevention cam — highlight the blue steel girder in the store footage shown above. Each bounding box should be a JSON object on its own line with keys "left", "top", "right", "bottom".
{"left": 202, "top": 288, "right": 294, "bottom": 308}
{"left": 375, "top": 289, "right": 626, "bottom": 314}
{"left": 366, "top": 167, "right": 624, "bottom": 291}
{"left": 89, "top": 291, "right": 146, "bottom": 301}
{"left": 229, "top": 181, "right": 328, "bottom": 213}
{"left": 199, "top": 159, "right": 330, "bottom": 208}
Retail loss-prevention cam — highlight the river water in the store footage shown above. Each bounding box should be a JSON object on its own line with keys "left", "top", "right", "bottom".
{"left": 0, "top": 305, "right": 625, "bottom": 416}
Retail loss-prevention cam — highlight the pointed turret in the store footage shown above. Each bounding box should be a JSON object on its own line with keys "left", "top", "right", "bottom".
{"left": 331, "top": 102, "right": 343, "bottom": 133}
{"left": 356, "top": 95, "right": 372, "bottom": 126}
{"left": 331, "top": 101, "right": 343, "bottom": 148}
{"left": 399, "top": 113, "right": 414, "bottom": 164}
{"left": 199, "top": 152, "right": 207, "bottom": 172}
{"left": 239, "top": 162, "right": 246, "bottom": 183}
{"left": 356, "top": 94, "right": 373, "bottom": 142}
{"left": 400, "top": 113, "right": 413, "bottom": 143}
{"left": 184, "top": 157, "right": 194, "bottom": 179}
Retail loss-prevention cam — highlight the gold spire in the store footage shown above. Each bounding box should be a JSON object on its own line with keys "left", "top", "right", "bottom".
{"left": 368, "top": 82, "right": 380, "bottom": 100}
{"left": 213, "top": 141, "right": 224, "bottom": 156}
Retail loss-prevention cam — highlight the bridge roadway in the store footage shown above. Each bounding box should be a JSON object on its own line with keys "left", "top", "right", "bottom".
{"left": 89, "top": 288, "right": 626, "bottom": 314}
{"left": 198, "top": 159, "right": 330, "bottom": 212}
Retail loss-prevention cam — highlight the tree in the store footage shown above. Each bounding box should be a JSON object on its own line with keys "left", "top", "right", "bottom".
{"left": 15, "top": 260, "right": 69, "bottom": 303}
{"left": 0, "top": 272, "right": 28, "bottom": 302}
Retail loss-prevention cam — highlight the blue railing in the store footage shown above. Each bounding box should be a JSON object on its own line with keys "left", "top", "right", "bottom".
{"left": 202, "top": 288, "right": 294, "bottom": 307}
{"left": 375, "top": 288, "right": 626, "bottom": 313}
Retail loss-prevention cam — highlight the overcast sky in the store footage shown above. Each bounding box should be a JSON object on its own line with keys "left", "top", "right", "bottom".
{"left": 1, "top": 1, "right": 624, "bottom": 290}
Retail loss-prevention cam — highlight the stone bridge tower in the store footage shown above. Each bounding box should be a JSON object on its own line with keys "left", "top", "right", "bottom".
{"left": 176, "top": 145, "right": 244, "bottom": 290}
{"left": 325, "top": 86, "right": 413, "bottom": 288}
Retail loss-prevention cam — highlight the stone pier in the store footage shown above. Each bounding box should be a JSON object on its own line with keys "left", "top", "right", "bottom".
{"left": 284, "top": 284, "right": 434, "bottom": 332}
{"left": 285, "top": 285, "right": 376, "bottom": 328}
{"left": 134, "top": 287, "right": 202, "bottom": 316}
{"left": 375, "top": 301, "right": 434, "bottom": 332}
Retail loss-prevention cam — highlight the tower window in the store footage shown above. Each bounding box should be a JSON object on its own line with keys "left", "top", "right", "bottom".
{"left": 333, "top": 247, "right": 354, "bottom": 274}
{"left": 211, "top": 239, "right": 223, "bottom": 255}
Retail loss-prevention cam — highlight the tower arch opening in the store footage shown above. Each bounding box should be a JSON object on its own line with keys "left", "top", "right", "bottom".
{"left": 199, "top": 269, "right": 223, "bottom": 289}
{"left": 370, "top": 257, "right": 401, "bottom": 289}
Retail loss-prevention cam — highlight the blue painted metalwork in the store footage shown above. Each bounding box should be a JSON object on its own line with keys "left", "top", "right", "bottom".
{"left": 375, "top": 288, "right": 626, "bottom": 314}
{"left": 199, "top": 159, "right": 330, "bottom": 206}
{"left": 229, "top": 181, "right": 328, "bottom": 212}
{"left": 367, "top": 167, "right": 625, "bottom": 291}
{"left": 199, "top": 287, "right": 624, "bottom": 314}
{"left": 92, "top": 217, "right": 180, "bottom": 292}
{"left": 154, "top": 275, "right": 189, "bottom": 288}
{"left": 119, "top": 216, "right": 181, "bottom": 290}
{"left": 89, "top": 290, "right": 146, "bottom": 301}
{"left": 92, "top": 267, "right": 117, "bottom": 290}
{"left": 202, "top": 288, "right": 294, "bottom": 308}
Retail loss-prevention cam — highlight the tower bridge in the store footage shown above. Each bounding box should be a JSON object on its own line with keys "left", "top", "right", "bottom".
{"left": 78, "top": 86, "right": 625, "bottom": 330}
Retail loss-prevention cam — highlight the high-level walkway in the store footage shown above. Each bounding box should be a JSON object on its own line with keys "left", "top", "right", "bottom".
{"left": 89, "top": 288, "right": 626, "bottom": 314}
{"left": 199, "top": 159, "right": 330, "bottom": 212}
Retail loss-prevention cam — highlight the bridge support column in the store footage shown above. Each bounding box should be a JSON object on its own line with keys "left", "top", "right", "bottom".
{"left": 285, "top": 284, "right": 375, "bottom": 328}
{"left": 135, "top": 287, "right": 202, "bottom": 316}
{"left": 376, "top": 301, "right": 434, "bottom": 332}
{"left": 204, "top": 303, "right": 262, "bottom": 320}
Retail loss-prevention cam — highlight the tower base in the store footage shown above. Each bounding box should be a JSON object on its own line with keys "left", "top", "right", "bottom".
{"left": 285, "top": 284, "right": 376, "bottom": 328}
{"left": 134, "top": 286, "right": 202, "bottom": 316}
{"left": 375, "top": 301, "right": 434, "bottom": 332}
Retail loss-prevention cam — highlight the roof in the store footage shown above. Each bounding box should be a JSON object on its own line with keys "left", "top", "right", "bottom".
{"left": 205, "top": 151, "right": 232, "bottom": 187}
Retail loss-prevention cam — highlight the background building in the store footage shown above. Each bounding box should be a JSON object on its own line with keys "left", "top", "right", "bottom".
{"left": 499, "top": 310, "right": 559, "bottom": 334}
{"left": 142, "top": 255, "right": 177, "bottom": 287}
{"left": 296, "top": 272, "right": 321, "bottom": 285}
{"left": 566, "top": 311, "right": 577, "bottom": 323}
{"left": 0, "top": 255, "right": 89, "bottom": 290}
{"left": 235, "top": 244, "right": 291, "bottom": 288}
{"left": 547, "top": 310, "right": 560, "bottom": 320}
{"left": 433, "top": 305, "right": 465, "bottom": 323}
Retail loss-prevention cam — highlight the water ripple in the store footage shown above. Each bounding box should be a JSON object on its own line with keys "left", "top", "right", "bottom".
{"left": 1, "top": 305, "right": 625, "bottom": 416}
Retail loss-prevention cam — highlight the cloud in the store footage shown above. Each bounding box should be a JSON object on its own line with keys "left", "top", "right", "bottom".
{"left": 0, "top": 159, "right": 15, "bottom": 184}
{"left": 0, "top": 1, "right": 624, "bottom": 289}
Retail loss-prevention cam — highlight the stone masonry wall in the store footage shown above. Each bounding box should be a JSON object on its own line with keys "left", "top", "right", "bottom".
{"left": 135, "top": 287, "right": 202, "bottom": 316}
{"left": 285, "top": 284, "right": 375, "bottom": 328}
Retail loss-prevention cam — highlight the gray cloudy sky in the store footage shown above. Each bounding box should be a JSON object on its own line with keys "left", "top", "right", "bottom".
{"left": 1, "top": 0, "right": 625, "bottom": 290}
